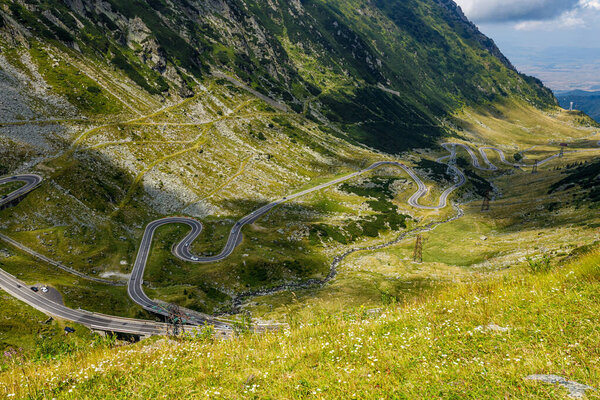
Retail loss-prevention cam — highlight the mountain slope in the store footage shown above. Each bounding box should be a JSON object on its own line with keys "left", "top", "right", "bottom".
{"left": 556, "top": 90, "right": 600, "bottom": 122}
{"left": 2, "top": 0, "right": 599, "bottom": 350}
{"left": 0, "top": 0, "right": 555, "bottom": 152}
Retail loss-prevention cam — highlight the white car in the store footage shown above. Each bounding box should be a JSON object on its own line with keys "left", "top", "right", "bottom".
{"left": 191, "top": 256, "right": 199, "bottom": 261}
{"left": 41, "top": 286, "right": 49, "bottom": 293}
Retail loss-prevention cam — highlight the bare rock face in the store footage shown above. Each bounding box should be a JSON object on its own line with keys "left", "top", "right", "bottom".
{"left": 64, "top": 0, "right": 85, "bottom": 15}
{"left": 0, "top": 11, "right": 31, "bottom": 46}
{"left": 142, "top": 38, "right": 167, "bottom": 73}
{"left": 474, "top": 323, "right": 509, "bottom": 333}
{"left": 0, "top": 54, "right": 75, "bottom": 155}
{"left": 127, "top": 16, "right": 150, "bottom": 45}
{"left": 525, "top": 375, "right": 595, "bottom": 399}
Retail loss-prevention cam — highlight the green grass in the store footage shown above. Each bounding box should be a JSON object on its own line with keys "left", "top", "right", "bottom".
{"left": 0, "top": 182, "right": 24, "bottom": 197}
{"left": 0, "top": 294, "right": 113, "bottom": 371}
{"left": 550, "top": 159, "right": 600, "bottom": 204}
{"left": 2, "top": 248, "right": 599, "bottom": 399}
{"left": 28, "top": 45, "right": 124, "bottom": 115}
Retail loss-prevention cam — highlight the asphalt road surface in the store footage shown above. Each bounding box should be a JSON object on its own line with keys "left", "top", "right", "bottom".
{"left": 0, "top": 267, "right": 170, "bottom": 335}
{"left": 443, "top": 142, "right": 566, "bottom": 170}
{"left": 0, "top": 174, "right": 42, "bottom": 203}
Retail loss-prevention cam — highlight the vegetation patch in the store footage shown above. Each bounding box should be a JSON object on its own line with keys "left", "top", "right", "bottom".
{"left": 0, "top": 294, "right": 118, "bottom": 366}
{"left": 550, "top": 159, "right": 600, "bottom": 204}
{"left": 417, "top": 159, "right": 453, "bottom": 182}
{"left": 456, "top": 157, "right": 494, "bottom": 196}
{"left": 0, "top": 182, "right": 25, "bottom": 198}
{"left": 310, "top": 177, "right": 410, "bottom": 245}
{"left": 27, "top": 45, "right": 123, "bottom": 115}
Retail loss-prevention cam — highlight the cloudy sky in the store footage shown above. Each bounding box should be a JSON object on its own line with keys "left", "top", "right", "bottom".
{"left": 454, "top": 0, "right": 600, "bottom": 91}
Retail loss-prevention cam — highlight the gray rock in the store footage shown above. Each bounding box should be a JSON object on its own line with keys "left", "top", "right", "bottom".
{"left": 474, "top": 323, "right": 509, "bottom": 333}
{"left": 525, "top": 374, "right": 595, "bottom": 398}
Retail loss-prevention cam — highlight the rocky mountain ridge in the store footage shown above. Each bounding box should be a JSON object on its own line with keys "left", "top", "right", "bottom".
{"left": 0, "top": 0, "right": 555, "bottom": 153}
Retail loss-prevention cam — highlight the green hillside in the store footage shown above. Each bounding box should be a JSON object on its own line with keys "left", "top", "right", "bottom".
{"left": 0, "top": 0, "right": 555, "bottom": 152}
{"left": 1, "top": 1, "right": 600, "bottom": 397}
{"left": 2, "top": 248, "right": 600, "bottom": 399}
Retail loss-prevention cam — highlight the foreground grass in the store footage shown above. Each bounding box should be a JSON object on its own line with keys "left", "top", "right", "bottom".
{"left": 1, "top": 250, "right": 600, "bottom": 399}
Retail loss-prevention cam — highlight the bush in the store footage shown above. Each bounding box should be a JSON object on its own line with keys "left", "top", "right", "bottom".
{"left": 87, "top": 86, "right": 101, "bottom": 94}
{"left": 526, "top": 255, "right": 552, "bottom": 273}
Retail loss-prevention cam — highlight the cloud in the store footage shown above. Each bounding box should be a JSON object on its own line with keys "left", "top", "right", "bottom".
{"left": 581, "top": 0, "right": 600, "bottom": 10}
{"left": 514, "top": 9, "right": 585, "bottom": 30}
{"left": 455, "top": 0, "right": 580, "bottom": 23}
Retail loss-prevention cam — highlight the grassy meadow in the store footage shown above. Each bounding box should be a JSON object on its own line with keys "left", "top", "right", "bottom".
{"left": 1, "top": 246, "right": 599, "bottom": 399}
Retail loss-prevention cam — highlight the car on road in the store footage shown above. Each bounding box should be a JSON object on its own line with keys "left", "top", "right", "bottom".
{"left": 31, "top": 286, "right": 39, "bottom": 292}
{"left": 191, "top": 256, "right": 199, "bottom": 261}
{"left": 185, "top": 243, "right": 189, "bottom": 247}
{"left": 41, "top": 286, "right": 49, "bottom": 293}
{"left": 1, "top": 195, "right": 7, "bottom": 199}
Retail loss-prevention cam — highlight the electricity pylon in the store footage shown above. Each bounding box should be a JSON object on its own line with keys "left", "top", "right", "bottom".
{"left": 481, "top": 191, "right": 491, "bottom": 212}
{"left": 413, "top": 234, "right": 423, "bottom": 263}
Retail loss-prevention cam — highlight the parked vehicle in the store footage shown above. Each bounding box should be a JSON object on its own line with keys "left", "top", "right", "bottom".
{"left": 31, "top": 286, "right": 39, "bottom": 292}
{"left": 41, "top": 286, "right": 49, "bottom": 293}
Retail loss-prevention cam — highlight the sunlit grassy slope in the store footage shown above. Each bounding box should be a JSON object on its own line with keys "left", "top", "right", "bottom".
{"left": 2, "top": 248, "right": 599, "bottom": 399}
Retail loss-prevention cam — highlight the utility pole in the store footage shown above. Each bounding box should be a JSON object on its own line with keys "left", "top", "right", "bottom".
{"left": 481, "top": 191, "right": 491, "bottom": 212}
{"left": 559, "top": 143, "right": 567, "bottom": 158}
{"left": 413, "top": 234, "right": 423, "bottom": 263}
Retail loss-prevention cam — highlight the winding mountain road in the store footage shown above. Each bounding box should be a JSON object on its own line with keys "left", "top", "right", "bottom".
{"left": 0, "top": 176, "right": 174, "bottom": 336}
{"left": 0, "top": 142, "right": 586, "bottom": 335}
{"left": 441, "top": 142, "right": 566, "bottom": 171}
{"left": 128, "top": 141, "right": 571, "bottom": 318}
